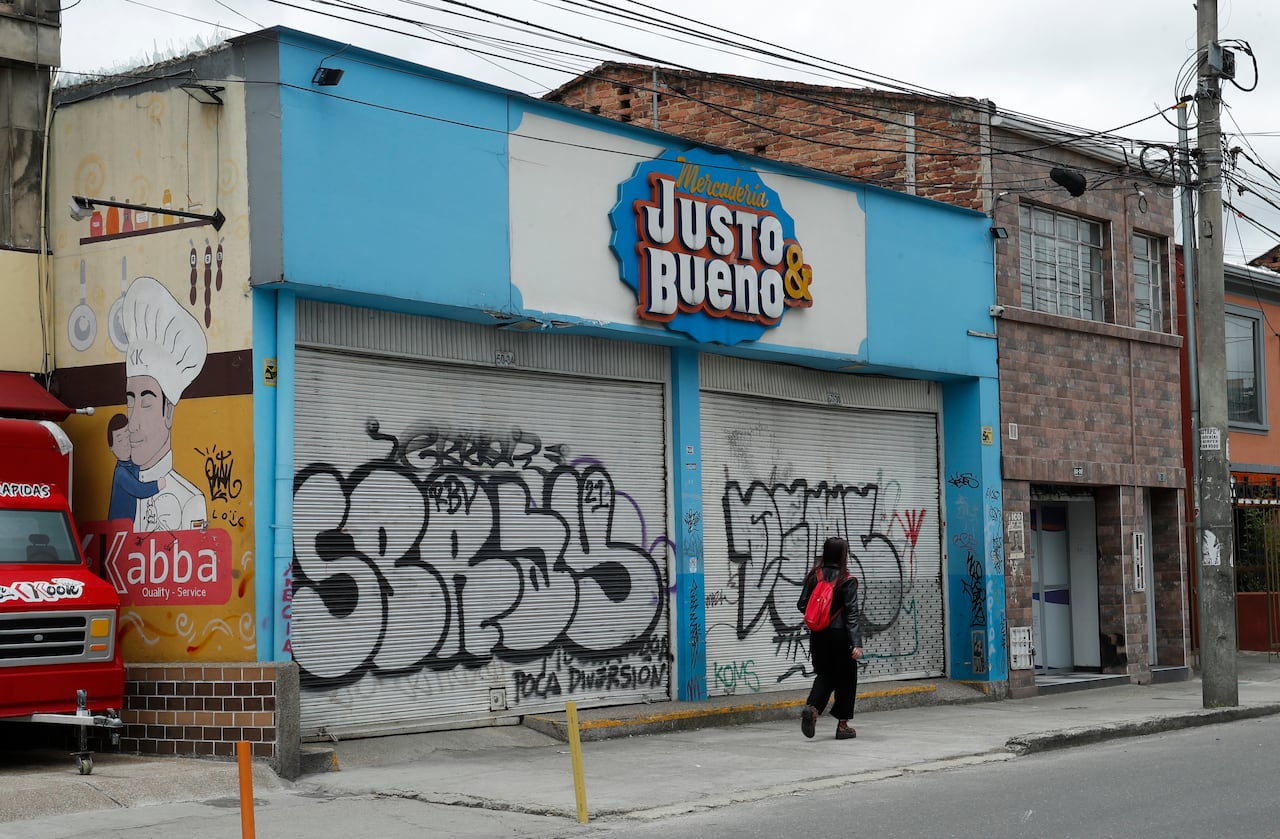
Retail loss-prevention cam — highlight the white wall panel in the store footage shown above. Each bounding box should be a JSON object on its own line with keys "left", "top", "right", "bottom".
{"left": 508, "top": 113, "right": 867, "bottom": 355}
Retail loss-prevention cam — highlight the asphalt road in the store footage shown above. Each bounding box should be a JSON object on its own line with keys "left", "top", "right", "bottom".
{"left": 590, "top": 716, "right": 1280, "bottom": 839}
{"left": 8, "top": 701, "right": 1279, "bottom": 839}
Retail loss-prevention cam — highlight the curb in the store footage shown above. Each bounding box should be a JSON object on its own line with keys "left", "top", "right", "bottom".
{"left": 523, "top": 681, "right": 989, "bottom": 742}
{"left": 1004, "top": 702, "right": 1280, "bottom": 755}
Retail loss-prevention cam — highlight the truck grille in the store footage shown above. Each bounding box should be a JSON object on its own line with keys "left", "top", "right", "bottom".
{"left": 0, "top": 611, "right": 111, "bottom": 667}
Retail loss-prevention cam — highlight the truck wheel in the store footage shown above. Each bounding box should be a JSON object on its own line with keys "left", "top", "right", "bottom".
{"left": 76, "top": 755, "right": 94, "bottom": 775}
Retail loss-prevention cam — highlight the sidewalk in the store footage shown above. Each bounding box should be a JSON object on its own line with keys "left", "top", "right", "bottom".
{"left": 3, "top": 653, "right": 1279, "bottom": 837}
{"left": 307, "top": 652, "right": 1280, "bottom": 820}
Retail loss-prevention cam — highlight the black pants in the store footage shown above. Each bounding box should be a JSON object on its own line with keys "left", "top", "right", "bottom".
{"left": 806, "top": 629, "right": 858, "bottom": 720}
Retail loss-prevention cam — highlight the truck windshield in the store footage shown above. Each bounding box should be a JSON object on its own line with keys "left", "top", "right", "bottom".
{"left": 0, "top": 510, "right": 79, "bottom": 565}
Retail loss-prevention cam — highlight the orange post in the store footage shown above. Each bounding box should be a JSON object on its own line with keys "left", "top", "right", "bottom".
{"left": 237, "top": 740, "right": 256, "bottom": 839}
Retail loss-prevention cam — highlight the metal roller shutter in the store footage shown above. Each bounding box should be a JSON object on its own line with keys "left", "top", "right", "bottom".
{"left": 293, "top": 343, "right": 669, "bottom": 738}
{"left": 701, "top": 385, "right": 943, "bottom": 697}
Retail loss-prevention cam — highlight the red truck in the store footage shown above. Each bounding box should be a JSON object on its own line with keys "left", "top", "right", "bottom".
{"left": 0, "top": 417, "right": 124, "bottom": 774}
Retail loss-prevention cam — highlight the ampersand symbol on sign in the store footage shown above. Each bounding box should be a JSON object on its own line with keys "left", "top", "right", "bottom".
{"left": 783, "top": 243, "right": 812, "bottom": 301}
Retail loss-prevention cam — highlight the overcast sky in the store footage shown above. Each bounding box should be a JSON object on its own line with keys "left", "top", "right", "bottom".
{"left": 59, "top": 0, "right": 1279, "bottom": 263}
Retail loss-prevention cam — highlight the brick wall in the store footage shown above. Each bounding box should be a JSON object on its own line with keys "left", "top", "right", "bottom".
{"left": 990, "top": 130, "right": 1186, "bottom": 686}
{"left": 1094, "top": 488, "right": 1128, "bottom": 675}
{"left": 991, "top": 131, "right": 1178, "bottom": 323}
{"left": 996, "top": 311, "right": 1185, "bottom": 487}
{"left": 546, "top": 63, "right": 988, "bottom": 211}
{"left": 114, "top": 662, "right": 300, "bottom": 777}
{"left": 991, "top": 130, "right": 1183, "bottom": 489}
{"left": 1094, "top": 487, "right": 1165, "bottom": 682}
{"left": 1151, "top": 488, "right": 1189, "bottom": 665}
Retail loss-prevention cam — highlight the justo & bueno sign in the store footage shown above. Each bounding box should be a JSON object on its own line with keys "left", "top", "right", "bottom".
{"left": 610, "top": 148, "right": 813, "bottom": 345}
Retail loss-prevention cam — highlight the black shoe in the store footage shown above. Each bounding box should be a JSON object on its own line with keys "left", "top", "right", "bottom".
{"left": 835, "top": 722, "right": 856, "bottom": 740}
{"left": 801, "top": 705, "right": 817, "bottom": 739}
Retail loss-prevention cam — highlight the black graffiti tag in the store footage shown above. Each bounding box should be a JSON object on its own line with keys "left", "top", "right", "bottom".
{"left": 961, "top": 552, "right": 986, "bottom": 628}
{"left": 196, "top": 445, "right": 243, "bottom": 501}
{"left": 366, "top": 419, "right": 568, "bottom": 472}
{"left": 291, "top": 422, "right": 666, "bottom": 691}
{"left": 721, "top": 478, "right": 908, "bottom": 640}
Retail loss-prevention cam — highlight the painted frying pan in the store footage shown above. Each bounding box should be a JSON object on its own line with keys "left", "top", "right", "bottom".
{"left": 108, "top": 256, "right": 129, "bottom": 353}
{"left": 68, "top": 259, "right": 97, "bottom": 352}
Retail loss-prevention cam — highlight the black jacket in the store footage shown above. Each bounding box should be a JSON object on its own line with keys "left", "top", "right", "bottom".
{"left": 797, "top": 564, "right": 863, "bottom": 648}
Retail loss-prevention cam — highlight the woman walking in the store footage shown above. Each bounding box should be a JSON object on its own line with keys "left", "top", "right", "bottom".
{"left": 796, "top": 536, "right": 864, "bottom": 740}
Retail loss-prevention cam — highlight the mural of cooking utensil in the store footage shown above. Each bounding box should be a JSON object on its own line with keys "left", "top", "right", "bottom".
{"left": 68, "top": 259, "right": 97, "bottom": 352}
{"left": 108, "top": 256, "right": 129, "bottom": 353}
{"left": 189, "top": 240, "right": 198, "bottom": 305}
{"left": 202, "top": 238, "right": 214, "bottom": 327}
{"left": 192, "top": 237, "right": 225, "bottom": 327}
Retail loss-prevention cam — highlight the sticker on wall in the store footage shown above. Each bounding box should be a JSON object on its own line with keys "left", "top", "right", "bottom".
{"left": 1005, "top": 511, "right": 1025, "bottom": 560}
{"left": 610, "top": 148, "right": 814, "bottom": 345}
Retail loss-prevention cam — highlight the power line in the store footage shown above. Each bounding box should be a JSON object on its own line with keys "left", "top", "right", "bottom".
{"left": 63, "top": 3, "right": 1180, "bottom": 194}
{"left": 343, "top": 0, "right": 1182, "bottom": 156}
{"left": 62, "top": 0, "right": 1275, "bottom": 246}
{"left": 66, "top": 0, "right": 1215, "bottom": 178}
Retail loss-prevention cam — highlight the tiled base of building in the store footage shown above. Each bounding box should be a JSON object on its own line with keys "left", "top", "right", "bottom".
{"left": 113, "top": 661, "right": 300, "bottom": 777}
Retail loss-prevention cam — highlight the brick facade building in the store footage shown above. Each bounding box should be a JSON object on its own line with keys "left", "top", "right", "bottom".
{"left": 548, "top": 64, "right": 1189, "bottom": 696}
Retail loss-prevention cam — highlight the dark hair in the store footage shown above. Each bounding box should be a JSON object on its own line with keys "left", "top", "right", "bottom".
{"left": 106, "top": 413, "right": 128, "bottom": 444}
{"left": 816, "top": 536, "right": 849, "bottom": 575}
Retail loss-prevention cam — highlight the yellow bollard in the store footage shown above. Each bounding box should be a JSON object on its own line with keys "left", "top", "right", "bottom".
{"left": 237, "top": 740, "right": 257, "bottom": 839}
{"left": 565, "top": 701, "right": 589, "bottom": 823}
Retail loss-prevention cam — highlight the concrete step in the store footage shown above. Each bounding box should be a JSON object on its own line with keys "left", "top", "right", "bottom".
{"left": 299, "top": 744, "right": 339, "bottom": 775}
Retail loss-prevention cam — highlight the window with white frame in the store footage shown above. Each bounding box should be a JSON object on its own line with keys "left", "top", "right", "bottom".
{"left": 1226, "top": 305, "right": 1264, "bottom": 426}
{"left": 1019, "top": 205, "right": 1105, "bottom": 321}
{"left": 1133, "top": 233, "right": 1164, "bottom": 331}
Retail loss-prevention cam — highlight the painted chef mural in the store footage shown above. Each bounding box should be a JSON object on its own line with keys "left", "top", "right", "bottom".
{"left": 71, "top": 270, "right": 252, "bottom": 663}
{"left": 115, "top": 276, "right": 209, "bottom": 531}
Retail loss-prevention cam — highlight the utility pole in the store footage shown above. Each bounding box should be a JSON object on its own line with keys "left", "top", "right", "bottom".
{"left": 1193, "top": 0, "right": 1239, "bottom": 707}
{"left": 1177, "top": 99, "right": 1202, "bottom": 617}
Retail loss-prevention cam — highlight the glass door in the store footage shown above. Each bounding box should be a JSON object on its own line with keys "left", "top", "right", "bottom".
{"left": 1031, "top": 502, "right": 1073, "bottom": 672}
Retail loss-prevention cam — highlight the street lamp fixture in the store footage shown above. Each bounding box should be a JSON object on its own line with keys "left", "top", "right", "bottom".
{"left": 178, "top": 83, "right": 225, "bottom": 105}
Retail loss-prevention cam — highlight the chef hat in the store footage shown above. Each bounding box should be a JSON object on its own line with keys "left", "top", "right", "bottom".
{"left": 122, "top": 276, "right": 207, "bottom": 405}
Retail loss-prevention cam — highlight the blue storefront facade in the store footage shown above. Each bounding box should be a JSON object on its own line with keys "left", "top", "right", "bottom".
{"left": 52, "top": 27, "right": 1005, "bottom": 748}
{"left": 245, "top": 29, "right": 1005, "bottom": 737}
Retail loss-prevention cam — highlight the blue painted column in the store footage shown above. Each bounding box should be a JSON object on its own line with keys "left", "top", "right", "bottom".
{"left": 272, "top": 292, "right": 296, "bottom": 666}
{"left": 977, "top": 374, "right": 1008, "bottom": 681}
{"left": 272, "top": 290, "right": 296, "bottom": 662}
{"left": 252, "top": 287, "right": 277, "bottom": 661}
{"left": 670, "top": 348, "right": 707, "bottom": 700}
{"left": 941, "top": 376, "right": 1007, "bottom": 683}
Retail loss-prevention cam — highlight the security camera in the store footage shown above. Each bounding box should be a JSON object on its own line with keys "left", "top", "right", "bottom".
{"left": 989, "top": 305, "right": 1005, "bottom": 318}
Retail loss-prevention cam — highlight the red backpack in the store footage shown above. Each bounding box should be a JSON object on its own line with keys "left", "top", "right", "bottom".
{"left": 804, "top": 569, "right": 848, "bottom": 631}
